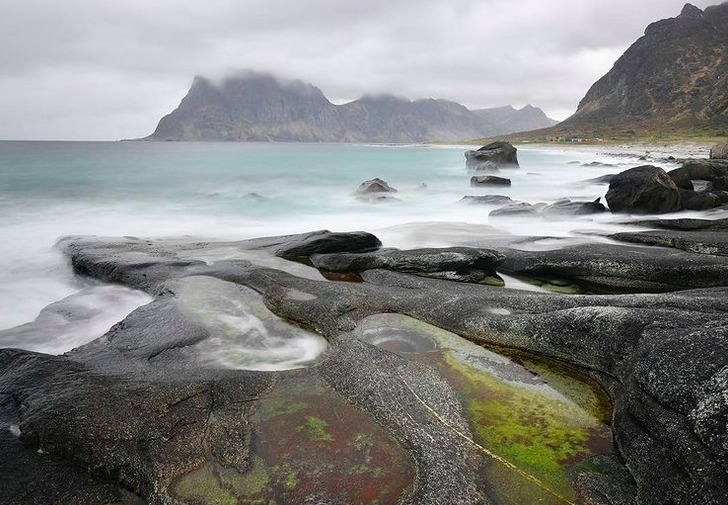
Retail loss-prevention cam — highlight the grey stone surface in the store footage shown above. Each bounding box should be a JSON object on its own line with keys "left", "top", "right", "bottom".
{"left": 465, "top": 141, "right": 519, "bottom": 170}
{"left": 3, "top": 231, "right": 728, "bottom": 505}
{"left": 606, "top": 165, "right": 682, "bottom": 214}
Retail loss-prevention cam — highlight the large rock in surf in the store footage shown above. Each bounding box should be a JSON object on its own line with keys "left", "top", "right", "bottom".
{"left": 605, "top": 165, "right": 682, "bottom": 214}
{"left": 355, "top": 178, "right": 400, "bottom": 203}
{"left": 356, "top": 178, "right": 398, "bottom": 195}
{"left": 465, "top": 141, "right": 519, "bottom": 170}
{"left": 668, "top": 159, "right": 728, "bottom": 190}
{"left": 710, "top": 141, "right": 728, "bottom": 159}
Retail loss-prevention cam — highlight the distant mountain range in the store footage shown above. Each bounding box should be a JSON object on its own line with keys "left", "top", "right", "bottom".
{"left": 144, "top": 72, "right": 557, "bottom": 143}
{"left": 542, "top": 2, "right": 728, "bottom": 138}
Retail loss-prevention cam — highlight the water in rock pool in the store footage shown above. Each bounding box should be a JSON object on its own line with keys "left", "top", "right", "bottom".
{"left": 356, "top": 314, "right": 613, "bottom": 505}
{"left": 0, "top": 140, "right": 684, "bottom": 352}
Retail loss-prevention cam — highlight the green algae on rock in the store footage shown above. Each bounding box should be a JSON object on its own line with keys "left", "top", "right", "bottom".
{"left": 354, "top": 313, "right": 613, "bottom": 504}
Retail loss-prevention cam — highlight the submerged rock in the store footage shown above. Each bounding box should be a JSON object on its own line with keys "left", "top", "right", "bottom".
{"left": 541, "top": 197, "right": 607, "bottom": 217}
{"left": 605, "top": 165, "right": 682, "bottom": 214}
{"left": 580, "top": 174, "right": 616, "bottom": 186}
{"left": 465, "top": 141, "right": 519, "bottom": 170}
{"left": 489, "top": 202, "right": 538, "bottom": 217}
{"left": 459, "top": 195, "right": 513, "bottom": 205}
{"left": 470, "top": 175, "right": 511, "bottom": 187}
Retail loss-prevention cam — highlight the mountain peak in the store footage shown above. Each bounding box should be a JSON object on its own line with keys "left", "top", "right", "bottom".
{"left": 679, "top": 3, "right": 704, "bottom": 18}
{"left": 557, "top": 1, "right": 728, "bottom": 136}
{"left": 146, "top": 71, "right": 557, "bottom": 142}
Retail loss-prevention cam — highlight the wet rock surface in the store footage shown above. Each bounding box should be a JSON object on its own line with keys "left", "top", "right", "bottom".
{"left": 470, "top": 175, "right": 512, "bottom": 187}
{"left": 493, "top": 236, "right": 728, "bottom": 292}
{"left": 465, "top": 141, "right": 520, "bottom": 170}
{"left": 605, "top": 165, "right": 682, "bottom": 214}
{"left": 1, "top": 230, "right": 728, "bottom": 505}
{"left": 311, "top": 247, "right": 505, "bottom": 284}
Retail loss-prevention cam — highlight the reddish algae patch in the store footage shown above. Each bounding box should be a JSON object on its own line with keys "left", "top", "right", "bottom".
{"left": 248, "top": 375, "right": 415, "bottom": 504}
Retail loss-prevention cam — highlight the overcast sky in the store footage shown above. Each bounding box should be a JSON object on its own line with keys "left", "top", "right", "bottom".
{"left": 0, "top": 0, "right": 719, "bottom": 140}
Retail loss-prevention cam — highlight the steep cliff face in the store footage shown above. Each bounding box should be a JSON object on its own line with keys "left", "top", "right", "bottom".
{"left": 146, "top": 72, "right": 556, "bottom": 142}
{"left": 151, "top": 74, "right": 338, "bottom": 141}
{"left": 559, "top": 2, "right": 728, "bottom": 134}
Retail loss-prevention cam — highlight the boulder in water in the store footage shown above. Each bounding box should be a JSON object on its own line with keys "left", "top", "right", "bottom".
{"left": 465, "top": 141, "right": 519, "bottom": 170}
{"left": 605, "top": 165, "right": 682, "bottom": 214}
{"left": 356, "top": 178, "right": 398, "bottom": 195}
{"left": 470, "top": 175, "right": 511, "bottom": 187}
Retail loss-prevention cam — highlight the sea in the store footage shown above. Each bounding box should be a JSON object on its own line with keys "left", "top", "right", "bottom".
{"left": 0, "top": 140, "right": 690, "bottom": 355}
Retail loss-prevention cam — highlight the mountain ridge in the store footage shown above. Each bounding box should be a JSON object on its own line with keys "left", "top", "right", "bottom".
{"left": 145, "top": 72, "right": 557, "bottom": 143}
{"left": 519, "top": 1, "right": 728, "bottom": 139}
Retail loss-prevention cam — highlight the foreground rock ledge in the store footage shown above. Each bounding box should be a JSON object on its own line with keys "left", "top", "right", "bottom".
{"left": 0, "top": 230, "right": 727, "bottom": 505}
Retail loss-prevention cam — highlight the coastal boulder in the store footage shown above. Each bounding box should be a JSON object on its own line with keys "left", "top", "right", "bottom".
{"left": 356, "top": 178, "right": 398, "bottom": 195}
{"left": 678, "top": 190, "right": 722, "bottom": 211}
{"left": 465, "top": 141, "right": 519, "bottom": 170}
{"left": 605, "top": 165, "right": 682, "bottom": 214}
{"left": 668, "top": 160, "right": 728, "bottom": 184}
{"left": 470, "top": 175, "right": 511, "bottom": 187}
{"left": 356, "top": 178, "right": 400, "bottom": 203}
{"left": 710, "top": 142, "right": 728, "bottom": 159}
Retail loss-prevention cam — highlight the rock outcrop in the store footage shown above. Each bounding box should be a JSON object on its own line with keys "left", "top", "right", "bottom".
{"left": 0, "top": 230, "right": 727, "bottom": 505}
{"left": 551, "top": 2, "right": 728, "bottom": 136}
{"left": 465, "top": 141, "right": 519, "bottom": 170}
{"left": 605, "top": 165, "right": 682, "bottom": 214}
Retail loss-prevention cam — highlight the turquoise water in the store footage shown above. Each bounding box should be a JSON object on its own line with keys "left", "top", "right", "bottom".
{"left": 0, "top": 141, "right": 661, "bottom": 350}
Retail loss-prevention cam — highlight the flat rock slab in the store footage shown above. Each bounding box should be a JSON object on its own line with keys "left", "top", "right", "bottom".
{"left": 610, "top": 229, "right": 728, "bottom": 256}
{"left": 494, "top": 238, "right": 728, "bottom": 293}
{"left": 311, "top": 247, "right": 505, "bottom": 284}
{"left": 623, "top": 217, "right": 728, "bottom": 231}
{"left": 3, "top": 232, "right": 728, "bottom": 505}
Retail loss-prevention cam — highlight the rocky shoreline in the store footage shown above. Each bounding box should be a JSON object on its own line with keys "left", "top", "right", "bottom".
{"left": 2, "top": 142, "right": 728, "bottom": 505}
{"left": 0, "top": 217, "right": 727, "bottom": 504}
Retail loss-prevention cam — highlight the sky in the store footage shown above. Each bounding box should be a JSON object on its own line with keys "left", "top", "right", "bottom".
{"left": 0, "top": 0, "right": 720, "bottom": 140}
